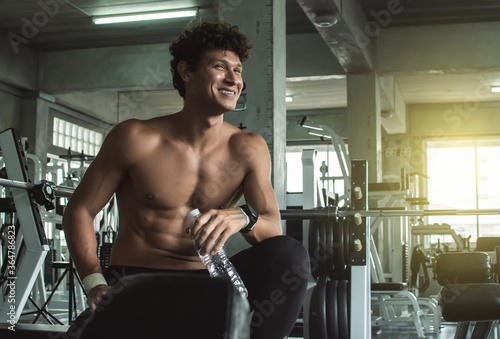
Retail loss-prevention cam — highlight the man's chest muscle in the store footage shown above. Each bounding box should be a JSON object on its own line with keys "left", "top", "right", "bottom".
{"left": 128, "top": 151, "right": 246, "bottom": 209}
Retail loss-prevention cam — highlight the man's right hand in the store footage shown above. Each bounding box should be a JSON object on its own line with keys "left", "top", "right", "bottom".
{"left": 87, "top": 284, "right": 110, "bottom": 312}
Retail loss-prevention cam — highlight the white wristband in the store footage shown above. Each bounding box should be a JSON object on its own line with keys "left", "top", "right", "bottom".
{"left": 82, "top": 273, "right": 108, "bottom": 294}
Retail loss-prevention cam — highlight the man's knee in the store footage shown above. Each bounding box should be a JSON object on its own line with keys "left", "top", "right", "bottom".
{"left": 264, "top": 236, "right": 310, "bottom": 287}
{"left": 273, "top": 236, "right": 309, "bottom": 265}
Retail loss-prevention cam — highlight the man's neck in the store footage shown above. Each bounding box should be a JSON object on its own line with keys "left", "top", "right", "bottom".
{"left": 171, "top": 108, "right": 226, "bottom": 150}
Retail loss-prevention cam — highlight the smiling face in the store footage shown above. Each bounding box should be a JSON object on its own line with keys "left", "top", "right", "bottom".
{"left": 181, "top": 49, "right": 244, "bottom": 114}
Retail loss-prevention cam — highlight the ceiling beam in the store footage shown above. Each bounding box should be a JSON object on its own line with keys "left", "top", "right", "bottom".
{"left": 0, "top": 35, "right": 38, "bottom": 90}
{"left": 38, "top": 43, "right": 172, "bottom": 93}
{"left": 295, "top": 0, "right": 374, "bottom": 73}
{"left": 376, "top": 21, "right": 500, "bottom": 74}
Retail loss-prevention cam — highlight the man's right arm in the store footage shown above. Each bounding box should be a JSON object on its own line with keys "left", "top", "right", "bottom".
{"left": 62, "top": 120, "right": 140, "bottom": 310}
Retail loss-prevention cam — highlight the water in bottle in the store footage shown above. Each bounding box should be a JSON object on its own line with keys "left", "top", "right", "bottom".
{"left": 188, "top": 209, "right": 248, "bottom": 297}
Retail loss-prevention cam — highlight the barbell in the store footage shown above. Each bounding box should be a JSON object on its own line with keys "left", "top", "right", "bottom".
{"left": 0, "top": 177, "right": 73, "bottom": 198}
{"left": 1, "top": 177, "right": 499, "bottom": 218}
{"left": 279, "top": 207, "right": 500, "bottom": 220}
{"left": 0, "top": 177, "right": 73, "bottom": 210}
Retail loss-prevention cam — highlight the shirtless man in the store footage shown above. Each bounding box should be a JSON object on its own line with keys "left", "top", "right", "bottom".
{"left": 63, "top": 21, "right": 309, "bottom": 339}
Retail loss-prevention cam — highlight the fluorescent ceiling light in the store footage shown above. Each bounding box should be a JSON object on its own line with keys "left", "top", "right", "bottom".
{"left": 286, "top": 75, "right": 347, "bottom": 82}
{"left": 308, "top": 131, "right": 331, "bottom": 139}
{"left": 297, "top": 116, "right": 323, "bottom": 131}
{"left": 491, "top": 86, "right": 500, "bottom": 93}
{"left": 93, "top": 9, "right": 197, "bottom": 25}
{"left": 301, "top": 124, "right": 323, "bottom": 131}
{"left": 286, "top": 95, "right": 294, "bottom": 103}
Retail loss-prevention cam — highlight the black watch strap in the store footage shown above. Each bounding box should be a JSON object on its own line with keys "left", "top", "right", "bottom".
{"left": 238, "top": 203, "right": 258, "bottom": 233}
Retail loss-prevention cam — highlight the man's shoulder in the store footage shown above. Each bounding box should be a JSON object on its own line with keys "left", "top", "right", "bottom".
{"left": 109, "top": 118, "right": 164, "bottom": 141}
{"left": 103, "top": 118, "right": 166, "bottom": 158}
{"left": 224, "top": 123, "right": 269, "bottom": 160}
{"left": 112, "top": 118, "right": 152, "bottom": 134}
{"left": 225, "top": 123, "right": 265, "bottom": 144}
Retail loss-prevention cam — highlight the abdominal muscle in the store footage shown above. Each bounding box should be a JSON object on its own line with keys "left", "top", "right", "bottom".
{"left": 108, "top": 208, "right": 207, "bottom": 271}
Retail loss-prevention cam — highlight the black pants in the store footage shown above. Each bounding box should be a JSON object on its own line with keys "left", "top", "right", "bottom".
{"left": 79, "top": 236, "right": 310, "bottom": 339}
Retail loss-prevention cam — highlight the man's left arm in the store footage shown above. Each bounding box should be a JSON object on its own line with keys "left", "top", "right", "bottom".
{"left": 190, "top": 133, "right": 282, "bottom": 256}
{"left": 238, "top": 133, "right": 282, "bottom": 244}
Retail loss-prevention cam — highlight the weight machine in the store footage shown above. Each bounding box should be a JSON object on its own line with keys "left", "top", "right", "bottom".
{"left": 0, "top": 128, "right": 89, "bottom": 327}
{"left": 0, "top": 129, "right": 51, "bottom": 323}
{"left": 291, "top": 116, "right": 371, "bottom": 339}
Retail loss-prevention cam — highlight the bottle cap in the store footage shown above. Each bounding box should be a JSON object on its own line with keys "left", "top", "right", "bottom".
{"left": 187, "top": 208, "right": 200, "bottom": 219}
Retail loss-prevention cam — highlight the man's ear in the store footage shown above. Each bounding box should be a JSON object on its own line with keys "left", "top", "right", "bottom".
{"left": 178, "top": 61, "right": 191, "bottom": 83}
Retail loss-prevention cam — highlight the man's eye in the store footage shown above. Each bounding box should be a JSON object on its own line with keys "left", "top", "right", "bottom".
{"left": 216, "top": 64, "right": 225, "bottom": 69}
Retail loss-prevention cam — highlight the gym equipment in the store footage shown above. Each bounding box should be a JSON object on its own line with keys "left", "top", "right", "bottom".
{"left": 368, "top": 184, "right": 409, "bottom": 284}
{"left": 307, "top": 216, "right": 351, "bottom": 339}
{"left": 0, "top": 177, "right": 74, "bottom": 202}
{"left": 301, "top": 159, "right": 366, "bottom": 339}
{"left": 411, "top": 223, "right": 466, "bottom": 251}
{"left": 74, "top": 273, "right": 250, "bottom": 339}
{"left": 309, "top": 274, "right": 328, "bottom": 339}
{"left": 476, "top": 236, "right": 500, "bottom": 251}
{"left": 326, "top": 278, "right": 339, "bottom": 338}
{"left": 297, "top": 116, "right": 351, "bottom": 206}
{"left": 371, "top": 233, "right": 440, "bottom": 337}
{"left": 371, "top": 282, "right": 435, "bottom": 338}
{"left": 0, "top": 128, "right": 50, "bottom": 323}
{"left": 22, "top": 258, "right": 84, "bottom": 325}
{"left": 410, "top": 246, "right": 430, "bottom": 293}
{"left": 280, "top": 207, "right": 500, "bottom": 219}
{"left": 435, "top": 252, "right": 500, "bottom": 338}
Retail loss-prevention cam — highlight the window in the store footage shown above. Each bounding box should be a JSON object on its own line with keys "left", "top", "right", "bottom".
{"left": 52, "top": 117, "right": 103, "bottom": 157}
{"left": 426, "top": 138, "right": 500, "bottom": 243}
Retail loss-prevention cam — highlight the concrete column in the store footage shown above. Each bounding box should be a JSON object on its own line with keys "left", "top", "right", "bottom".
{"left": 0, "top": 35, "right": 38, "bottom": 90}
{"left": 0, "top": 91, "right": 22, "bottom": 131}
{"left": 19, "top": 97, "right": 51, "bottom": 177}
{"left": 219, "top": 0, "right": 287, "bottom": 209}
{"left": 347, "top": 72, "right": 382, "bottom": 182}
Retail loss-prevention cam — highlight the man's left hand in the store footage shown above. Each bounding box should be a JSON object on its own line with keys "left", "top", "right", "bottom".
{"left": 188, "top": 208, "right": 247, "bottom": 255}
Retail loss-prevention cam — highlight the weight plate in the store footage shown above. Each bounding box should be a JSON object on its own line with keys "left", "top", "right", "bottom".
{"left": 343, "top": 218, "right": 350, "bottom": 268}
{"left": 326, "top": 218, "right": 335, "bottom": 276}
{"left": 309, "top": 219, "right": 320, "bottom": 280}
{"left": 338, "top": 279, "right": 349, "bottom": 339}
{"left": 333, "top": 218, "right": 346, "bottom": 279}
{"left": 309, "top": 275, "right": 328, "bottom": 339}
{"left": 326, "top": 279, "right": 339, "bottom": 339}
{"left": 319, "top": 218, "right": 328, "bottom": 276}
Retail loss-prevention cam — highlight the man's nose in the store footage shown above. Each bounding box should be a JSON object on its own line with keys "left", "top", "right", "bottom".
{"left": 225, "top": 70, "right": 241, "bottom": 86}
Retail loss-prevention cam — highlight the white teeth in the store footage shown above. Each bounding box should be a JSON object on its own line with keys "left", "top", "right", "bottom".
{"left": 221, "top": 90, "right": 235, "bottom": 95}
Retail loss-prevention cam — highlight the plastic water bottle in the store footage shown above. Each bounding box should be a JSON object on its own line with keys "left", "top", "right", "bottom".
{"left": 188, "top": 209, "right": 248, "bottom": 298}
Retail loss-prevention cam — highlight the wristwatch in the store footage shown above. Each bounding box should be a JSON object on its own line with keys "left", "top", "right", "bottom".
{"left": 238, "top": 203, "right": 259, "bottom": 233}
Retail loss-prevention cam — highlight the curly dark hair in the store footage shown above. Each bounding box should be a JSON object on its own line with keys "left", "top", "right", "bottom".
{"left": 169, "top": 21, "right": 252, "bottom": 98}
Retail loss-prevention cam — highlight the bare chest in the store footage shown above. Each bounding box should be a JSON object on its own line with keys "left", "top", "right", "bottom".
{"left": 125, "top": 146, "right": 246, "bottom": 210}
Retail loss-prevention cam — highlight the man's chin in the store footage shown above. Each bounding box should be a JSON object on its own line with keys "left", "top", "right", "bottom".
{"left": 220, "top": 103, "right": 237, "bottom": 112}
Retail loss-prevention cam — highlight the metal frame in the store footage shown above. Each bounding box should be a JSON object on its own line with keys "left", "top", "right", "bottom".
{"left": 349, "top": 160, "right": 371, "bottom": 339}
{"left": 0, "top": 128, "right": 50, "bottom": 323}
{"left": 280, "top": 207, "right": 500, "bottom": 220}
{"left": 369, "top": 189, "right": 409, "bottom": 282}
{"left": 297, "top": 116, "right": 351, "bottom": 206}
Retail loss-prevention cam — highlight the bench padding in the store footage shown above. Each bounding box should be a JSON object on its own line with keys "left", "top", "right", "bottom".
{"left": 440, "top": 283, "right": 500, "bottom": 322}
